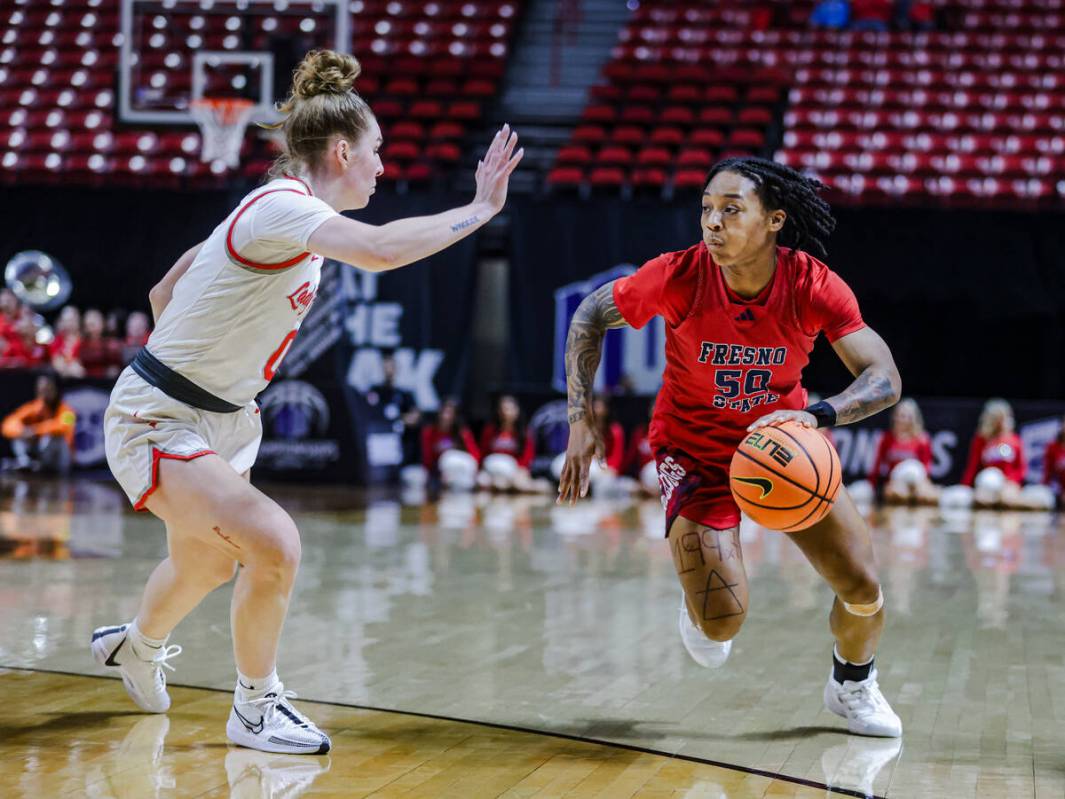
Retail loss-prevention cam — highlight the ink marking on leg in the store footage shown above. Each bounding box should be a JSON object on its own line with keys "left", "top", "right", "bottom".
{"left": 213, "top": 526, "right": 241, "bottom": 550}
{"left": 697, "top": 569, "right": 744, "bottom": 620}
{"left": 673, "top": 530, "right": 705, "bottom": 573}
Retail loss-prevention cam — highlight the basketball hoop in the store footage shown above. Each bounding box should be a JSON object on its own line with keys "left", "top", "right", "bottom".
{"left": 190, "top": 97, "right": 256, "bottom": 168}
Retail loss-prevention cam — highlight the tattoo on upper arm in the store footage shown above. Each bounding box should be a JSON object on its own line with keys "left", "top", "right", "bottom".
{"left": 829, "top": 369, "right": 897, "bottom": 425}
{"left": 450, "top": 216, "right": 479, "bottom": 232}
{"left": 564, "top": 282, "right": 629, "bottom": 423}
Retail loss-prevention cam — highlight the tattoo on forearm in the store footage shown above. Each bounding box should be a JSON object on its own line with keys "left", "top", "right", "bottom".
{"left": 450, "top": 215, "right": 479, "bottom": 232}
{"left": 565, "top": 282, "right": 628, "bottom": 423}
{"left": 828, "top": 368, "right": 898, "bottom": 425}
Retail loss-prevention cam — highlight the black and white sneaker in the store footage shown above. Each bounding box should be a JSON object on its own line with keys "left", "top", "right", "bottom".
{"left": 91, "top": 623, "right": 182, "bottom": 713}
{"left": 226, "top": 684, "right": 331, "bottom": 755}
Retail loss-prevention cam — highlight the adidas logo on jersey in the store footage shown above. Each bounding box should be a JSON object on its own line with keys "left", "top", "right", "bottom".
{"left": 734, "top": 309, "right": 756, "bottom": 322}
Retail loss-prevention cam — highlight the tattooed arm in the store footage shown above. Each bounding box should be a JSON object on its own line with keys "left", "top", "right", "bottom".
{"left": 824, "top": 326, "right": 902, "bottom": 425}
{"left": 558, "top": 281, "right": 630, "bottom": 503}
{"left": 748, "top": 326, "right": 900, "bottom": 432}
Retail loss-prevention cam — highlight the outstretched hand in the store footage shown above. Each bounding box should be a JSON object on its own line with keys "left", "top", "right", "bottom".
{"left": 473, "top": 124, "right": 523, "bottom": 215}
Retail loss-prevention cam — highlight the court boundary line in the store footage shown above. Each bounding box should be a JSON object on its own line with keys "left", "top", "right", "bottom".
{"left": 1, "top": 663, "right": 887, "bottom": 799}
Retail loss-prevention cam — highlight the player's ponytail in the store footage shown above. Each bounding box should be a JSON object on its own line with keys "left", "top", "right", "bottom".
{"left": 264, "top": 49, "right": 374, "bottom": 179}
{"left": 705, "top": 157, "right": 836, "bottom": 258}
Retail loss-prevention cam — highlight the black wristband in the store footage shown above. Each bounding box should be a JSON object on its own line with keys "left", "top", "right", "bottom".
{"left": 805, "top": 400, "right": 837, "bottom": 429}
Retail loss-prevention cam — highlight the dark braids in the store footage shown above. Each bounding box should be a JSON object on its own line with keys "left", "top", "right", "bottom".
{"left": 705, "top": 157, "right": 836, "bottom": 258}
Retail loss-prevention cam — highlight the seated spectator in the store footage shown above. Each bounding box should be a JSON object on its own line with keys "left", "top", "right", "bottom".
{"left": 810, "top": 0, "right": 850, "bottom": 29}
{"left": 905, "top": 0, "right": 935, "bottom": 30}
{"left": 851, "top": 0, "right": 892, "bottom": 30}
{"left": 871, "top": 398, "right": 939, "bottom": 504}
{"left": 1, "top": 374, "right": 76, "bottom": 474}
{"left": 0, "top": 311, "right": 47, "bottom": 369}
{"left": 79, "top": 308, "right": 123, "bottom": 379}
{"left": 421, "top": 398, "right": 480, "bottom": 489}
{"left": 0, "top": 288, "right": 20, "bottom": 341}
{"left": 121, "top": 311, "right": 151, "bottom": 366}
{"left": 50, "top": 305, "right": 85, "bottom": 378}
{"left": 592, "top": 394, "right": 626, "bottom": 475}
{"left": 478, "top": 394, "right": 547, "bottom": 492}
{"left": 1043, "top": 414, "right": 1065, "bottom": 506}
{"left": 961, "top": 398, "right": 1031, "bottom": 508}
{"left": 623, "top": 399, "right": 659, "bottom": 494}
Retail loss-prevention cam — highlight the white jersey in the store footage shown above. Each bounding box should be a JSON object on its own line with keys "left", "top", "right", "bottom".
{"left": 147, "top": 177, "right": 338, "bottom": 406}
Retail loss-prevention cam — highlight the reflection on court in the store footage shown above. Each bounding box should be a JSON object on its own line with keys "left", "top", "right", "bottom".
{"left": 1, "top": 474, "right": 1063, "bottom": 798}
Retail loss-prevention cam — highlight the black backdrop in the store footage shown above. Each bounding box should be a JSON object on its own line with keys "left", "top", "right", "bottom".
{"left": 508, "top": 196, "right": 1065, "bottom": 400}
{"left": 2, "top": 186, "right": 1063, "bottom": 400}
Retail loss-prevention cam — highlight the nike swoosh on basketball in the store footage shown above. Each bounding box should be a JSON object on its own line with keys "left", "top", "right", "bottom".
{"left": 734, "top": 476, "right": 774, "bottom": 499}
{"left": 233, "top": 705, "right": 265, "bottom": 734}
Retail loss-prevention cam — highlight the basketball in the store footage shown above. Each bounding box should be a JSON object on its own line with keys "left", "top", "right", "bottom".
{"left": 729, "top": 421, "right": 843, "bottom": 532}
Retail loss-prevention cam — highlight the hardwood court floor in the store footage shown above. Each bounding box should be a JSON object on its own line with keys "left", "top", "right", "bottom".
{"left": 2, "top": 475, "right": 1065, "bottom": 798}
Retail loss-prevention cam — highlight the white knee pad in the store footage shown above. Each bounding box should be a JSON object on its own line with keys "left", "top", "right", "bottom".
{"left": 939, "top": 484, "right": 974, "bottom": 508}
{"left": 890, "top": 458, "right": 926, "bottom": 489}
{"left": 841, "top": 586, "right": 883, "bottom": 617}
{"left": 483, "top": 453, "right": 519, "bottom": 483}
{"left": 1021, "top": 484, "right": 1055, "bottom": 510}
{"left": 847, "top": 479, "right": 875, "bottom": 505}
{"left": 439, "top": 449, "right": 478, "bottom": 491}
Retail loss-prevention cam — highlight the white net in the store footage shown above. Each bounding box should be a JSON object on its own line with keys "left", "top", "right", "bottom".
{"left": 190, "top": 99, "right": 256, "bottom": 168}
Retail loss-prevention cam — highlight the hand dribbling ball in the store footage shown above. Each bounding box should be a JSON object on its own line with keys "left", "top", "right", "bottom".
{"left": 729, "top": 421, "right": 842, "bottom": 532}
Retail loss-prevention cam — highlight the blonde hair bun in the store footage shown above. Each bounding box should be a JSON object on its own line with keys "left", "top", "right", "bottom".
{"left": 291, "top": 49, "right": 361, "bottom": 99}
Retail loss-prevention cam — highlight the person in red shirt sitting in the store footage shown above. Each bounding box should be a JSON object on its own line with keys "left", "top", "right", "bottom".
{"left": 559, "top": 157, "right": 903, "bottom": 737}
{"left": 1042, "top": 414, "right": 1065, "bottom": 507}
{"left": 79, "top": 308, "right": 124, "bottom": 379}
{"left": 623, "top": 398, "right": 659, "bottom": 494}
{"left": 477, "top": 394, "right": 548, "bottom": 492}
{"left": 961, "top": 398, "right": 1028, "bottom": 507}
{"left": 122, "top": 311, "right": 152, "bottom": 366}
{"left": 421, "top": 397, "right": 480, "bottom": 490}
{"left": 50, "top": 305, "right": 85, "bottom": 378}
{"left": 0, "top": 288, "right": 21, "bottom": 351}
{"left": 0, "top": 311, "right": 47, "bottom": 369}
{"left": 2, "top": 373, "right": 76, "bottom": 474}
{"left": 871, "top": 398, "right": 938, "bottom": 504}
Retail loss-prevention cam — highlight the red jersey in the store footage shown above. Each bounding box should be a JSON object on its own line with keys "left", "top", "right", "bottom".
{"left": 870, "top": 431, "right": 933, "bottom": 487}
{"left": 421, "top": 425, "right": 480, "bottom": 472}
{"left": 613, "top": 244, "right": 865, "bottom": 469}
{"left": 1044, "top": 440, "right": 1065, "bottom": 493}
{"left": 50, "top": 333, "right": 81, "bottom": 363}
{"left": 961, "top": 433, "right": 1025, "bottom": 486}
{"left": 479, "top": 424, "right": 535, "bottom": 469}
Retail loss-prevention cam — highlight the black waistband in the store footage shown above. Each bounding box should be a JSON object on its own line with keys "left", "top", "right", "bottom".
{"left": 131, "top": 348, "right": 242, "bottom": 413}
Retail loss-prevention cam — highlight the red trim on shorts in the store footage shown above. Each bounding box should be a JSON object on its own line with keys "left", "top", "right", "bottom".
{"left": 133, "top": 448, "right": 216, "bottom": 512}
{"left": 225, "top": 188, "right": 312, "bottom": 271}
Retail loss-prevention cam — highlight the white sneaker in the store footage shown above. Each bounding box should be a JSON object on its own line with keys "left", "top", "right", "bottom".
{"left": 225, "top": 748, "right": 331, "bottom": 798}
{"left": 91, "top": 623, "right": 182, "bottom": 713}
{"left": 677, "top": 595, "right": 732, "bottom": 668}
{"left": 823, "top": 668, "right": 903, "bottom": 737}
{"left": 227, "top": 684, "right": 332, "bottom": 755}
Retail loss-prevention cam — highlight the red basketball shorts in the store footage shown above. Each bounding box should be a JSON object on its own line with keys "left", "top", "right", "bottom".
{"left": 654, "top": 446, "right": 741, "bottom": 536}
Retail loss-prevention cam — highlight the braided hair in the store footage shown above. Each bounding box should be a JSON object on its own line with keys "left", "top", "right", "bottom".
{"left": 705, "top": 157, "right": 836, "bottom": 258}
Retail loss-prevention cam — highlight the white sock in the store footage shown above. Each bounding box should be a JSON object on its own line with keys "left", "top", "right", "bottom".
{"left": 128, "top": 619, "right": 168, "bottom": 661}
{"left": 236, "top": 669, "right": 280, "bottom": 701}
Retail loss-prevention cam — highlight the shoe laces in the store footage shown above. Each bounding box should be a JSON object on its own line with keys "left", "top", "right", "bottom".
{"left": 839, "top": 678, "right": 888, "bottom": 717}
{"left": 147, "top": 644, "right": 182, "bottom": 689}
{"left": 246, "top": 688, "right": 313, "bottom": 729}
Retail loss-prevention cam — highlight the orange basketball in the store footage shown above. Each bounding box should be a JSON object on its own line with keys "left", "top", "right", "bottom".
{"left": 729, "top": 421, "right": 842, "bottom": 532}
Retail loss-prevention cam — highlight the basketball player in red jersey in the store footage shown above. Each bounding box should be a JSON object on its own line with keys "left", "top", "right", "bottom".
{"left": 559, "top": 158, "right": 903, "bottom": 738}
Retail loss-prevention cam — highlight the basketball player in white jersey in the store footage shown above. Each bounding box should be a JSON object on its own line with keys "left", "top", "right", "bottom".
{"left": 90, "top": 49, "right": 523, "bottom": 754}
